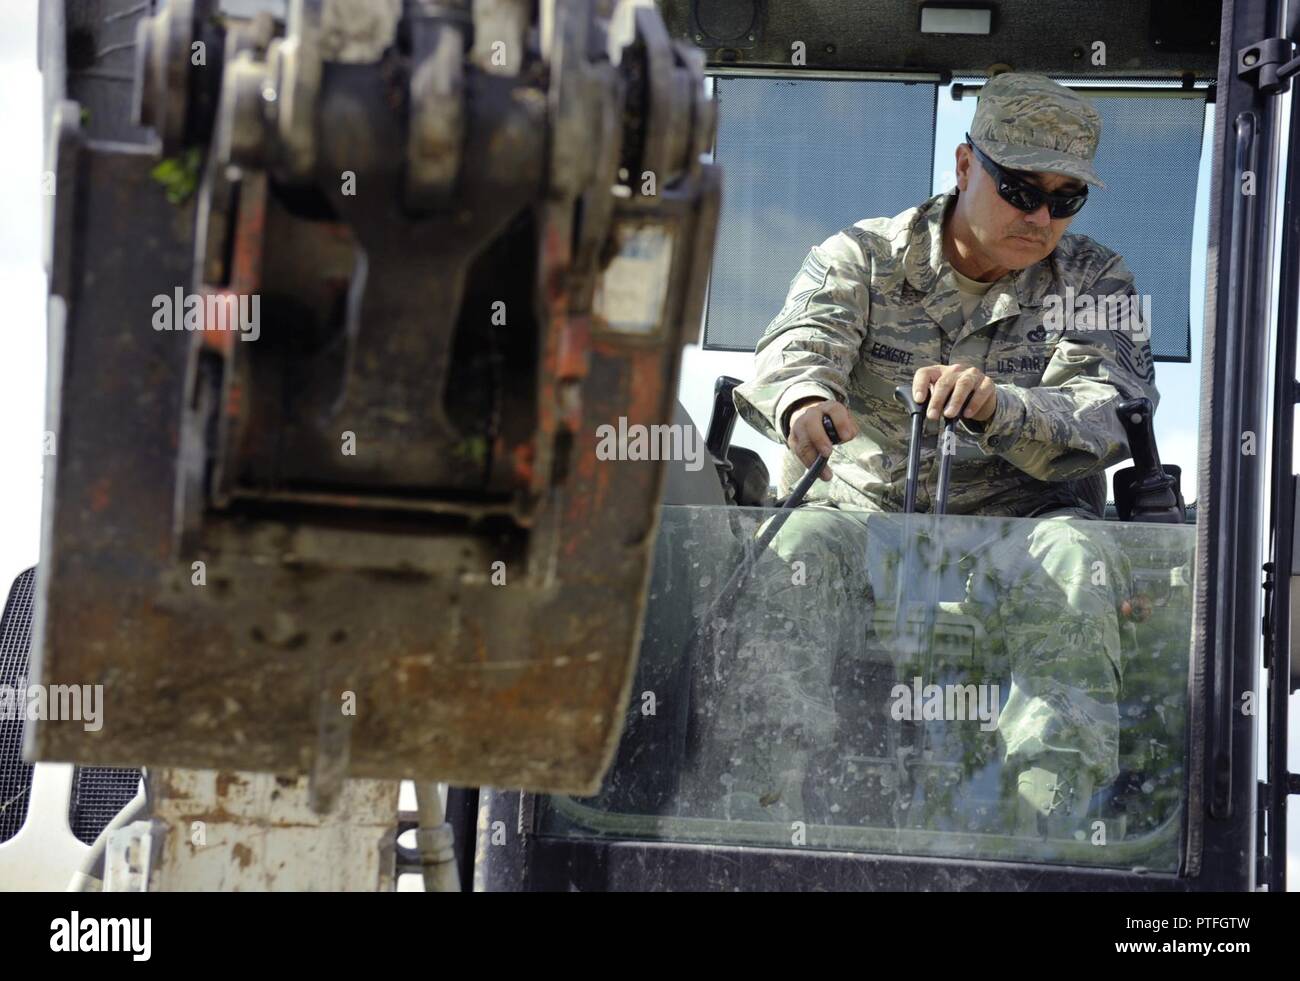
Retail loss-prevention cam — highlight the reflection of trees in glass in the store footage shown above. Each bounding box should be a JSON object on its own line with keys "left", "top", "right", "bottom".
{"left": 581, "top": 510, "right": 1192, "bottom": 852}
{"left": 889, "top": 530, "right": 1192, "bottom": 840}
{"left": 1106, "top": 540, "right": 1191, "bottom": 837}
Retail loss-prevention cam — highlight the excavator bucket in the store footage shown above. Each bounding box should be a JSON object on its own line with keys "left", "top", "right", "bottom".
{"left": 28, "top": 0, "right": 719, "bottom": 802}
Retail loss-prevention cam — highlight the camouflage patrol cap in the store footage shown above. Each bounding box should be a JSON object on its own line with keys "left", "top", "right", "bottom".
{"left": 970, "top": 72, "right": 1106, "bottom": 189}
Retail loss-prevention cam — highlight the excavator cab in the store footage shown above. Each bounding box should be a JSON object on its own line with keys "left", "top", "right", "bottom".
{"left": 473, "top": 0, "right": 1300, "bottom": 892}
{"left": 4, "top": 0, "right": 1300, "bottom": 894}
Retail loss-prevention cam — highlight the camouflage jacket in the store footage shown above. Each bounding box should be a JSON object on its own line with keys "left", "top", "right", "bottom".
{"left": 733, "top": 189, "right": 1160, "bottom": 517}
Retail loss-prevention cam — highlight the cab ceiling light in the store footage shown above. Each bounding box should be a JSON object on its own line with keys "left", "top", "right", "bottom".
{"left": 919, "top": 5, "right": 994, "bottom": 35}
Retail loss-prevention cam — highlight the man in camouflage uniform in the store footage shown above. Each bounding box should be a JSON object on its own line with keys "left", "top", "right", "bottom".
{"left": 706, "top": 73, "right": 1159, "bottom": 838}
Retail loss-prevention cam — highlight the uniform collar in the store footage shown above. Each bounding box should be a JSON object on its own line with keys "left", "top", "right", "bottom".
{"left": 902, "top": 189, "right": 1058, "bottom": 309}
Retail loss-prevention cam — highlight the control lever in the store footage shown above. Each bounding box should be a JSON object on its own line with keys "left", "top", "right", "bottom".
{"left": 1112, "top": 398, "right": 1185, "bottom": 523}
{"left": 894, "top": 386, "right": 926, "bottom": 514}
{"left": 734, "top": 413, "right": 839, "bottom": 583}
{"left": 683, "top": 413, "right": 842, "bottom": 762}
{"left": 891, "top": 384, "right": 970, "bottom": 776}
{"left": 893, "top": 385, "right": 969, "bottom": 515}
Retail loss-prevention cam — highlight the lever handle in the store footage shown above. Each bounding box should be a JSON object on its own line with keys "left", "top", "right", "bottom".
{"left": 780, "top": 413, "right": 842, "bottom": 512}
{"left": 1116, "top": 397, "right": 1162, "bottom": 475}
{"left": 821, "top": 413, "right": 841, "bottom": 446}
{"left": 894, "top": 385, "right": 926, "bottom": 416}
{"left": 895, "top": 386, "right": 925, "bottom": 513}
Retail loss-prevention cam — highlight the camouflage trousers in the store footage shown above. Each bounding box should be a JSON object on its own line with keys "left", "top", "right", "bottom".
{"left": 690, "top": 503, "right": 1132, "bottom": 836}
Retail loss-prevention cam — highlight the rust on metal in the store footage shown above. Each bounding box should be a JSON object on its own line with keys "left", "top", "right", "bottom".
{"left": 33, "top": 0, "right": 721, "bottom": 797}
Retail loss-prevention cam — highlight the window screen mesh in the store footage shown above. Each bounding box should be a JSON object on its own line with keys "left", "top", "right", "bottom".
{"left": 0, "top": 568, "right": 140, "bottom": 846}
{"left": 69, "top": 765, "right": 142, "bottom": 845}
{"left": 0, "top": 569, "right": 35, "bottom": 843}
{"left": 1064, "top": 92, "right": 1203, "bottom": 362}
{"left": 702, "top": 78, "right": 938, "bottom": 351}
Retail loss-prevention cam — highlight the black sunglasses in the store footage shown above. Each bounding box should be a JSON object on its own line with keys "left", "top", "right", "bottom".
{"left": 965, "top": 133, "right": 1089, "bottom": 219}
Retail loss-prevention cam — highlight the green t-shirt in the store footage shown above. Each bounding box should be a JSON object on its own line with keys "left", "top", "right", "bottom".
{"left": 950, "top": 266, "right": 996, "bottom": 321}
